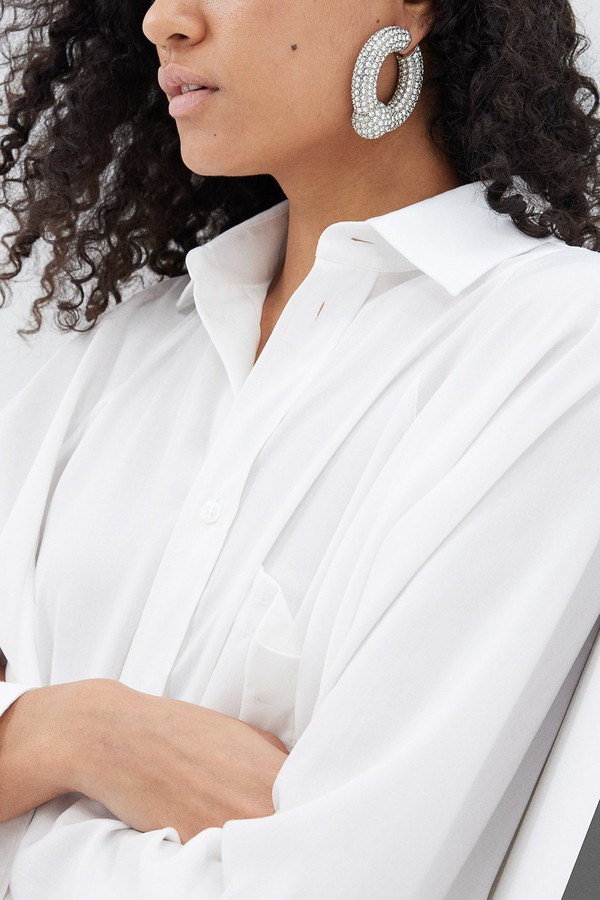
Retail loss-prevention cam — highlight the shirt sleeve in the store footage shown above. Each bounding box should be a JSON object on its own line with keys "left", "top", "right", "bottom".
{"left": 6, "top": 283, "right": 600, "bottom": 897}
{"left": 0, "top": 279, "right": 190, "bottom": 683}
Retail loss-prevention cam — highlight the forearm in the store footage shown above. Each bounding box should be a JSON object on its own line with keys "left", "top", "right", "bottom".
{"left": 0, "top": 676, "right": 286, "bottom": 838}
{"left": 0, "top": 678, "right": 165, "bottom": 825}
{"left": 0, "top": 684, "right": 77, "bottom": 822}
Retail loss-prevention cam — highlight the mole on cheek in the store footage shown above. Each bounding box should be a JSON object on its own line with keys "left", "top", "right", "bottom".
{"left": 291, "top": 43, "right": 298, "bottom": 51}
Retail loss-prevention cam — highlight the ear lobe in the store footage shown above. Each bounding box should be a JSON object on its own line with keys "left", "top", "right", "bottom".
{"left": 400, "top": 0, "right": 436, "bottom": 50}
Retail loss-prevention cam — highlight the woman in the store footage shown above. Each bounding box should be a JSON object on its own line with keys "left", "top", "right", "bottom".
{"left": 0, "top": 0, "right": 599, "bottom": 896}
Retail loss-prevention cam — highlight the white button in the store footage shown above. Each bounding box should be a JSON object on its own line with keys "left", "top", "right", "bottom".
{"left": 200, "top": 499, "right": 222, "bottom": 524}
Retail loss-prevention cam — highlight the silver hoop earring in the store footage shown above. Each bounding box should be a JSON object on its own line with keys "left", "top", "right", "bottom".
{"left": 351, "top": 26, "right": 424, "bottom": 140}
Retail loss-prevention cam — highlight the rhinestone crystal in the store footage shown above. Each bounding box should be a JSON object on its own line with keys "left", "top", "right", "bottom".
{"left": 351, "top": 26, "right": 424, "bottom": 140}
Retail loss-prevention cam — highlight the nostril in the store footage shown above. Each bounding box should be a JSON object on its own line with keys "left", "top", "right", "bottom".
{"left": 141, "top": 2, "right": 208, "bottom": 50}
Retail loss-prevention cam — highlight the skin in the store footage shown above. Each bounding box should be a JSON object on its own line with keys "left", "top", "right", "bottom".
{"left": 0, "top": 0, "right": 464, "bottom": 845}
{"left": 0, "top": 678, "right": 287, "bottom": 842}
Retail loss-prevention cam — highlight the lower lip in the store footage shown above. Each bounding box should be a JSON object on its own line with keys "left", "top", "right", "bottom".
{"left": 169, "top": 88, "right": 219, "bottom": 118}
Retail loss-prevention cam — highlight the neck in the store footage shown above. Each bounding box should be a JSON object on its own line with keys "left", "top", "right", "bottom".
{"left": 266, "top": 100, "right": 466, "bottom": 308}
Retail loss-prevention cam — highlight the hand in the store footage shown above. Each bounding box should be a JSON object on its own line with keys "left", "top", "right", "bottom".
{"left": 71, "top": 680, "right": 289, "bottom": 843}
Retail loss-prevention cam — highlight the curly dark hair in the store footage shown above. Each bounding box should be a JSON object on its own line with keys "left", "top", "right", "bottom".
{"left": 1, "top": 0, "right": 599, "bottom": 335}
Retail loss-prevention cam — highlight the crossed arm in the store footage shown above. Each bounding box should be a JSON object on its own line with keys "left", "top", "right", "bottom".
{"left": 0, "top": 672, "right": 289, "bottom": 843}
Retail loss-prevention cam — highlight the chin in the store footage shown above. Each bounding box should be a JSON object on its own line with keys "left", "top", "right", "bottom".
{"left": 177, "top": 141, "right": 237, "bottom": 177}
{"left": 179, "top": 148, "right": 224, "bottom": 178}
{"left": 181, "top": 125, "right": 274, "bottom": 176}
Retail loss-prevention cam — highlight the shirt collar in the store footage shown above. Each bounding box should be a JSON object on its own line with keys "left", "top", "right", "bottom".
{"left": 365, "top": 181, "right": 558, "bottom": 295}
{"left": 184, "top": 200, "right": 290, "bottom": 295}
{"left": 180, "top": 180, "right": 557, "bottom": 310}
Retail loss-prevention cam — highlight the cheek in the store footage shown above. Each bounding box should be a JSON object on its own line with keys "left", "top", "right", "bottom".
{"left": 225, "top": 7, "right": 353, "bottom": 118}
{"left": 234, "top": 44, "right": 354, "bottom": 135}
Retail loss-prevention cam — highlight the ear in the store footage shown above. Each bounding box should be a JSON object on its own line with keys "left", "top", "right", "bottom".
{"left": 399, "top": 0, "right": 435, "bottom": 51}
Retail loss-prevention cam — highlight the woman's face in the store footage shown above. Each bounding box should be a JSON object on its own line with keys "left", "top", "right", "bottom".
{"left": 142, "top": 0, "right": 422, "bottom": 180}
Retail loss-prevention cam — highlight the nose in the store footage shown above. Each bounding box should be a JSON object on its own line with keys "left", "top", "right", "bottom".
{"left": 142, "top": 0, "right": 207, "bottom": 52}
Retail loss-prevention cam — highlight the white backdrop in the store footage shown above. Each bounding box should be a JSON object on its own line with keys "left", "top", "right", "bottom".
{"left": 1, "top": 0, "right": 599, "bottom": 408}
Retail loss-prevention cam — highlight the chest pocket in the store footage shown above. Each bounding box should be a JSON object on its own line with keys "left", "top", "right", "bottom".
{"left": 238, "top": 567, "right": 303, "bottom": 751}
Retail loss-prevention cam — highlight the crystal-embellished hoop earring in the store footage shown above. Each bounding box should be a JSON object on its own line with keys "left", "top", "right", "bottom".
{"left": 351, "top": 26, "right": 424, "bottom": 140}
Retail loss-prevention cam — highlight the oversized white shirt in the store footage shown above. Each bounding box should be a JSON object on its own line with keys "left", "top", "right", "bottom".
{"left": 1, "top": 181, "right": 600, "bottom": 899}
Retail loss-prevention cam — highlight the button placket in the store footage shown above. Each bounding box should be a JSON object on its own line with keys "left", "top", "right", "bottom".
{"left": 119, "top": 262, "right": 378, "bottom": 696}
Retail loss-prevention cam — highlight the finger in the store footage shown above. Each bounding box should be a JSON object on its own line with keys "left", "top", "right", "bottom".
{"left": 246, "top": 724, "right": 289, "bottom": 755}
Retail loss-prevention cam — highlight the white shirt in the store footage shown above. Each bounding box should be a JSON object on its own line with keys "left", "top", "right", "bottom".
{"left": 1, "top": 181, "right": 600, "bottom": 899}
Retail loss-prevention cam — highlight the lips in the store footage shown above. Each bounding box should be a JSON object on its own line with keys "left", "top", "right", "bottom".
{"left": 158, "top": 64, "right": 219, "bottom": 98}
